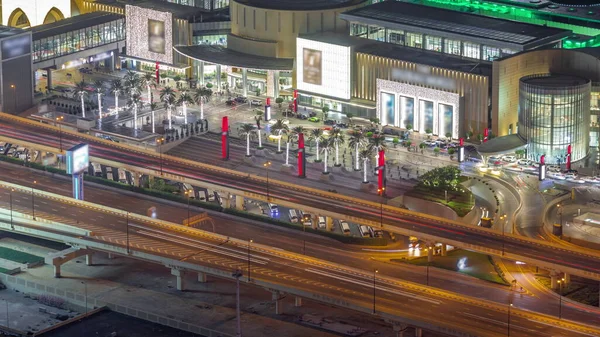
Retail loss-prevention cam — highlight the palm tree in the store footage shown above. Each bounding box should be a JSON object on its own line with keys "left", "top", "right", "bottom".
{"left": 178, "top": 90, "right": 194, "bottom": 125}
{"left": 194, "top": 87, "right": 213, "bottom": 120}
{"left": 271, "top": 119, "right": 289, "bottom": 153}
{"left": 109, "top": 79, "right": 123, "bottom": 118}
{"left": 93, "top": 80, "right": 104, "bottom": 119}
{"left": 287, "top": 126, "right": 305, "bottom": 166}
{"left": 128, "top": 93, "right": 143, "bottom": 130}
{"left": 348, "top": 130, "right": 366, "bottom": 171}
{"left": 320, "top": 137, "right": 333, "bottom": 174}
{"left": 309, "top": 128, "right": 324, "bottom": 162}
{"left": 359, "top": 148, "right": 373, "bottom": 183}
{"left": 142, "top": 73, "right": 155, "bottom": 105}
{"left": 150, "top": 102, "right": 158, "bottom": 133}
{"left": 74, "top": 80, "right": 87, "bottom": 118}
{"left": 330, "top": 128, "right": 345, "bottom": 167}
{"left": 239, "top": 123, "right": 255, "bottom": 157}
{"left": 369, "top": 135, "right": 388, "bottom": 173}
{"left": 160, "top": 86, "right": 176, "bottom": 129}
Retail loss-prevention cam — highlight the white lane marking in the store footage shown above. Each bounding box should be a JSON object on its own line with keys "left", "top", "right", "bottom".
{"left": 305, "top": 268, "right": 441, "bottom": 305}
{"left": 136, "top": 230, "right": 268, "bottom": 265}
{"left": 129, "top": 223, "right": 270, "bottom": 261}
{"left": 527, "top": 319, "right": 600, "bottom": 337}
{"left": 462, "top": 312, "right": 536, "bottom": 333}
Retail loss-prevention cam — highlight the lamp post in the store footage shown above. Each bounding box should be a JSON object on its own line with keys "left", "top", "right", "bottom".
{"left": 507, "top": 302, "right": 513, "bottom": 336}
{"left": 156, "top": 137, "right": 164, "bottom": 175}
{"left": 557, "top": 204, "right": 563, "bottom": 226}
{"left": 372, "top": 269, "right": 378, "bottom": 314}
{"left": 185, "top": 190, "right": 191, "bottom": 221}
{"left": 232, "top": 269, "right": 243, "bottom": 337}
{"left": 9, "top": 188, "right": 14, "bottom": 230}
{"left": 56, "top": 116, "right": 64, "bottom": 153}
{"left": 377, "top": 187, "right": 385, "bottom": 228}
{"left": 10, "top": 85, "right": 16, "bottom": 112}
{"left": 263, "top": 161, "right": 272, "bottom": 201}
{"left": 126, "top": 212, "right": 130, "bottom": 254}
{"left": 31, "top": 181, "right": 36, "bottom": 220}
{"left": 499, "top": 213, "right": 507, "bottom": 256}
{"left": 247, "top": 239, "right": 253, "bottom": 282}
{"left": 558, "top": 278, "right": 565, "bottom": 319}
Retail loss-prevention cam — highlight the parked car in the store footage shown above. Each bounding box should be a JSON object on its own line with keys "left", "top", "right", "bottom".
{"left": 502, "top": 155, "right": 517, "bottom": 162}
{"left": 297, "top": 114, "right": 308, "bottom": 120}
{"left": 226, "top": 99, "right": 236, "bottom": 106}
{"left": 250, "top": 99, "right": 262, "bottom": 106}
{"left": 516, "top": 159, "right": 529, "bottom": 166}
{"left": 324, "top": 119, "right": 336, "bottom": 126}
{"left": 308, "top": 117, "right": 320, "bottom": 122}
{"left": 335, "top": 123, "right": 348, "bottom": 129}
{"left": 235, "top": 96, "right": 247, "bottom": 103}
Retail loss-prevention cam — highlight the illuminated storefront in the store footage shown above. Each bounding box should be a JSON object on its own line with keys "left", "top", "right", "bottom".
{"left": 518, "top": 74, "right": 590, "bottom": 164}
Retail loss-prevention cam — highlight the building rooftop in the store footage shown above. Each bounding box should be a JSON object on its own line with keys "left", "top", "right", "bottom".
{"left": 96, "top": 0, "right": 211, "bottom": 20}
{"left": 174, "top": 45, "right": 294, "bottom": 70}
{"left": 521, "top": 74, "right": 590, "bottom": 86}
{"left": 340, "top": 1, "right": 572, "bottom": 48}
{"left": 0, "top": 25, "right": 27, "bottom": 40}
{"left": 299, "top": 32, "right": 493, "bottom": 76}
{"left": 233, "top": 0, "right": 368, "bottom": 11}
{"left": 28, "top": 12, "right": 124, "bottom": 41}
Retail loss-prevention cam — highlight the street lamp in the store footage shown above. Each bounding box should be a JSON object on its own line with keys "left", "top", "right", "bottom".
{"left": 377, "top": 187, "right": 385, "bottom": 228}
{"left": 558, "top": 278, "right": 565, "bottom": 319}
{"left": 372, "top": 269, "right": 378, "bottom": 314}
{"left": 10, "top": 85, "right": 16, "bottom": 111}
{"left": 263, "top": 161, "right": 271, "bottom": 201}
{"left": 31, "top": 181, "right": 36, "bottom": 220}
{"left": 56, "top": 116, "right": 64, "bottom": 153}
{"left": 499, "top": 213, "right": 507, "bottom": 256}
{"left": 232, "top": 269, "right": 243, "bottom": 337}
{"left": 185, "top": 190, "right": 192, "bottom": 221}
{"left": 156, "top": 137, "right": 165, "bottom": 175}
{"left": 507, "top": 302, "right": 513, "bottom": 336}
{"left": 126, "top": 212, "right": 130, "bottom": 254}
{"left": 9, "top": 188, "right": 14, "bottom": 230}
{"left": 247, "top": 239, "right": 253, "bottom": 282}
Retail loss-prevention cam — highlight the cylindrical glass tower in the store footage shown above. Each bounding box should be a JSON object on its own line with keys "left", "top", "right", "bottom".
{"left": 518, "top": 74, "right": 590, "bottom": 164}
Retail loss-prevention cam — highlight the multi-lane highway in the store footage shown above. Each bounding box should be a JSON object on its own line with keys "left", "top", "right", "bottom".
{"left": 1, "top": 114, "right": 600, "bottom": 282}
{"left": 1, "top": 177, "right": 599, "bottom": 337}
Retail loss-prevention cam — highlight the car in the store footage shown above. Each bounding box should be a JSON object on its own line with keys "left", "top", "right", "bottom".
{"left": 516, "top": 159, "right": 529, "bottom": 165}
{"left": 250, "top": 99, "right": 262, "bottom": 106}
{"left": 502, "top": 155, "right": 517, "bottom": 162}
{"left": 308, "top": 117, "right": 320, "bottom": 122}
{"left": 565, "top": 172, "right": 578, "bottom": 179}
{"left": 235, "top": 96, "right": 247, "bottom": 103}
{"left": 297, "top": 114, "right": 308, "bottom": 120}
{"left": 548, "top": 165, "right": 561, "bottom": 172}
{"left": 489, "top": 155, "right": 501, "bottom": 161}
{"left": 324, "top": 119, "right": 336, "bottom": 126}
{"left": 226, "top": 99, "right": 236, "bottom": 106}
{"left": 308, "top": 111, "right": 317, "bottom": 117}
{"left": 335, "top": 123, "right": 348, "bottom": 129}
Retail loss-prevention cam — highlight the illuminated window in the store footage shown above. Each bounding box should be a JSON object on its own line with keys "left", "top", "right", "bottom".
{"left": 482, "top": 46, "right": 500, "bottom": 61}
{"left": 350, "top": 23, "right": 367, "bottom": 38}
{"left": 406, "top": 32, "right": 422, "bottom": 49}
{"left": 368, "top": 25, "right": 385, "bottom": 42}
{"left": 444, "top": 39, "right": 461, "bottom": 56}
{"left": 425, "top": 35, "right": 442, "bottom": 52}
{"left": 387, "top": 29, "right": 404, "bottom": 45}
{"left": 462, "top": 41, "right": 480, "bottom": 59}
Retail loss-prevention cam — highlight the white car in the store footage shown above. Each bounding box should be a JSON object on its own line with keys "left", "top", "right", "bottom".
{"left": 550, "top": 172, "right": 566, "bottom": 180}
{"left": 250, "top": 99, "right": 262, "bottom": 106}
{"left": 489, "top": 155, "right": 501, "bottom": 161}
{"left": 548, "top": 165, "right": 561, "bottom": 172}
{"left": 516, "top": 159, "right": 529, "bottom": 166}
{"left": 502, "top": 155, "right": 516, "bottom": 162}
{"left": 268, "top": 119, "right": 289, "bottom": 126}
{"left": 564, "top": 172, "right": 578, "bottom": 179}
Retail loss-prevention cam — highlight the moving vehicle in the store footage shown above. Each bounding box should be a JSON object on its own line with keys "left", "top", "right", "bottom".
{"left": 302, "top": 214, "right": 312, "bottom": 227}
{"left": 502, "top": 155, "right": 516, "bottom": 162}
{"left": 92, "top": 163, "right": 102, "bottom": 176}
{"left": 372, "top": 229, "right": 384, "bottom": 238}
{"left": 118, "top": 170, "right": 128, "bottom": 184}
{"left": 289, "top": 209, "right": 299, "bottom": 223}
{"left": 318, "top": 216, "right": 326, "bottom": 229}
{"left": 235, "top": 96, "right": 247, "bottom": 103}
{"left": 340, "top": 220, "right": 351, "bottom": 234}
{"left": 324, "top": 120, "right": 336, "bottom": 126}
{"left": 409, "top": 236, "right": 420, "bottom": 249}
{"left": 359, "top": 225, "right": 372, "bottom": 238}
{"left": 0, "top": 142, "right": 7, "bottom": 152}
{"left": 105, "top": 166, "right": 113, "bottom": 178}
{"left": 308, "top": 117, "right": 320, "bottom": 122}
{"left": 268, "top": 203, "right": 279, "bottom": 213}
{"left": 480, "top": 217, "right": 493, "bottom": 228}
{"left": 250, "top": 99, "right": 262, "bottom": 106}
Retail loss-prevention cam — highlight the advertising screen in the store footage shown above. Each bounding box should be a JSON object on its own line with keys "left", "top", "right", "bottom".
{"left": 420, "top": 100, "right": 434, "bottom": 131}
{"left": 439, "top": 103, "right": 454, "bottom": 137}
{"left": 125, "top": 5, "right": 173, "bottom": 64}
{"left": 303, "top": 48, "right": 322, "bottom": 85}
{"left": 66, "top": 144, "right": 89, "bottom": 174}
{"left": 1, "top": 34, "right": 31, "bottom": 60}
{"left": 296, "top": 38, "right": 351, "bottom": 100}
{"left": 148, "top": 19, "right": 165, "bottom": 54}
{"left": 400, "top": 96, "right": 414, "bottom": 129}
{"left": 380, "top": 92, "right": 395, "bottom": 126}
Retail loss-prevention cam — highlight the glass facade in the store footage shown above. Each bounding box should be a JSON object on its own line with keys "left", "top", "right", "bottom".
{"left": 32, "top": 18, "right": 125, "bottom": 63}
{"left": 348, "top": 22, "right": 518, "bottom": 61}
{"left": 518, "top": 74, "right": 590, "bottom": 164}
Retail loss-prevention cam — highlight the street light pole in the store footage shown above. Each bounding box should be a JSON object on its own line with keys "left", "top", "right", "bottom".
{"left": 185, "top": 190, "right": 191, "bottom": 221}
{"left": 377, "top": 187, "right": 385, "bottom": 228}
{"left": 558, "top": 279, "right": 565, "bottom": 319}
{"left": 10, "top": 85, "right": 16, "bottom": 112}
{"left": 232, "top": 269, "right": 243, "bottom": 337}
{"left": 263, "top": 161, "right": 271, "bottom": 201}
{"left": 157, "top": 137, "right": 164, "bottom": 175}
{"left": 31, "top": 181, "right": 37, "bottom": 220}
{"left": 507, "top": 302, "right": 513, "bottom": 336}
{"left": 126, "top": 212, "right": 130, "bottom": 254}
{"left": 372, "top": 269, "right": 378, "bottom": 314}
{"left": 247, "top": 239, "right": 253, "bottom": 282}
{"left": 56, "top": 116, "right": 64, "bottom": 153}
{"left": 9, "top": 188, "right": 14, "bottom": 230}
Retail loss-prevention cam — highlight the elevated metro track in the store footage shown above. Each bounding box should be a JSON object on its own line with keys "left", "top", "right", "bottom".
{"left": 1, "top": 179, "right": 599, "bottom": 337}
{"left": 1, "top": 113, "right": 600, "bottom": 281}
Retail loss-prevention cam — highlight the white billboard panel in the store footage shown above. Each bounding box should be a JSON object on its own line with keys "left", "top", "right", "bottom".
{"left": 126, "top": 5, "right": 173, "bottom": 64}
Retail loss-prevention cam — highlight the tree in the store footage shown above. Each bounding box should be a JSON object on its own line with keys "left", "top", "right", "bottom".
{"left": 110, "top": 79, "right": 123, "bottom": 118}
{"left": 406, "top": 123, "right": 413, "bottom": 131}
{"left": 239, "top": 123, "right": 256, "bottom": 157}
{"left": 275, "top": 97, "right": 284, "bottom": 111}
{"left": 194, "top": 87, "right": 212, "bottom": 120}
{"left": 287, "top": 126, "right": 306, "bottom": 166}
{"left": 515, "top": 149, "right": 526, "bottom": 158}
{"left": 405, "top": 140, "right": 412, "bottom": 150}
{"left": 309, "top": 128, "right": 324, "bottom": 162}
{"left": 177, "top": 90, "right": 194, "bottom": 125}
{"left": 445, "top": 132, "right": 452, "bottom": 139}
{"left": 359, "top": 148, "right": 373, "bottom": 183}
{"left": 128, "top": 93, "right": 143, "bottom": 130}
{"left": 74, "top": 80, "right": 88, "bottom": 118}
{"left": 448, "top": 147, "right": 456, "bottom": 159}
{"left": 392, "top": 137, "right": 399, "bottom": 148}
{"left": 93, "top": 80, "right": 104, "bottom": 119}
{"left": 271, "top": 119, "right": 289, "bottom": 153}
{"left": 425, "top": 128, "right": 433, "bottom": 135}
{"left": 142, "top": 73, "right": 155, "bottom": 106}
{"left": 160, "top": 86, "right": 176, "bottom": 129}
{"left": 173, "top": 75, "right": 182, "bottom": 88}
{"left": 330, "top": 128, "right": 345, "bottom": 167}
{"left": 433, "top": 147, "right": 441, "bottom": 156}
{"left": 348, "top": 130, "right": 366, "bottom": 171}
{"left": 320, "top": 137, "right": 333, "bottom": 174}
{"left": 466, "top": 131, "right": 474, "bottom": 139}
{"left": 206, "top": 83, "right": 213, "bottom": 89}
{"left": 477, "top": 133, "right": 484, "bottom": 143}
{"left": 346, "top": 112, "right": 354, "bottom": 125}
{"left": 322, "top": 106, "right": 330, "bottom": 120}
{"left": 418, "top": 166, "right": 461, "bottom": 191}
{"left": 419, "top": 142, "right": 427, "bottom": 154}
{"left": 150, "top": 102, "right": 158, "bottom": 133}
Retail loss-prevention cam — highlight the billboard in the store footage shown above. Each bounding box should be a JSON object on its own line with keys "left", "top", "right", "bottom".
{"left": 1, "top": 34, "right": 31, "bottom": 60}
{"left": 296, "top": 38, "right": 351, "bottom": 100}
{"left": 148, "top": 19, "right": 165, "bottom": 54}
{"left": 125, "top": 5, "right": 173, "bottom": 64}
{"left": 302, "top": 48, "right": 322, "bottom": 85}
{"left": 66, "top": 144, "right": 89, "bottom": 174}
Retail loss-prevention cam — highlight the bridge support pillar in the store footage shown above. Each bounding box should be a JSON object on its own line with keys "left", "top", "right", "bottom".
{"left": 550, "top": 271, "right": 559, "bottom": 290}
{"left": 221, "top": 192, "right": 231, "bottom": 208}
{"left": 440, "top": 244, "right": 447, "bottom": 256}
{"left": 197, "top": 272, "right": 207, "bottom": 283}
{"left": 563, "top": 273, "right": 570, "bottom": 285}
{"left": 311, "top": 214, "right": 318, "bottom": 230}
{"left": 392, "top": 324, "right": 407, "bottom": 337}
{"left": 85, "top": 253, "right": 93, "bottom": 266}
{"left": 235, "top": 195, "right": 244, "bottom": 210}
{"left": 53, "top": 264, "right": 61, "bottom": 278}
{"left": 414, "top": 327, "right": 422, "bottom": 337}
{"left": 171, "top": 268, "right": 186, "bottom": 291}
{"left": 294, "top": 297, "right": 302, "bottom": 307}
{"left": 46, "top": 69, "right": 53, "bottom": 91}
{"left": 326, "top": 216, "right": 333, "bottom": 231}
{"left": 272, "top": 292, "right": 283, "bottom": 315}
{"left": 427, "top": 245, "right": 434, "bottom": 263}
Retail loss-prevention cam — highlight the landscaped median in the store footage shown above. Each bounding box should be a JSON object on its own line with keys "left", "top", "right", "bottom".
{"left": 0, "top": 156, "right": 387, "bottom": 246}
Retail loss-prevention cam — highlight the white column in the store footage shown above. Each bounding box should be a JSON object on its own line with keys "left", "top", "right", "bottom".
{"left": 216, "top": 65, "right": 222, "bottom": 91}
{"left": 171, "top": 268, "right": 186, "bottom": 291}
{"left": 242, "top": 68, "right": 248, "bottom": 97}
{"left": 198, "top": 272, "right": 207, "bottom": 283}
{"left": 86, "top": 253, "right": 93, "bottom": 266}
